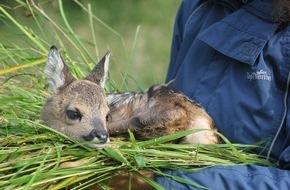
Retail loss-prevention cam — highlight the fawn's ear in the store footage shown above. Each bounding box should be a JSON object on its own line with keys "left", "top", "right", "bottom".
{"left": 85, "top": 51, "right": 110, "bottom": 88}
{"left": 45, "top": 45, "right": 74, "bottom": 92}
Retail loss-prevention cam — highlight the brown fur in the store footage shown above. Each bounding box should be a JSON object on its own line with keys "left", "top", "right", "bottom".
{"left": 41, "top": 46, "right": 218, "bottom": 148}
{"left": 107, "top": 85, "right": 218, "bottom": 144}
{"left": 40, "top": 46, "right": 110, "bottom": 148}
{"left": 41, "top": 80, "right": 109, "bottom": 143}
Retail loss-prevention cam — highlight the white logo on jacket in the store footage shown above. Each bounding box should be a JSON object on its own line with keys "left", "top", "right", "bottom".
{"left": 246, "top": 70, "right": 272, "bottom": 81}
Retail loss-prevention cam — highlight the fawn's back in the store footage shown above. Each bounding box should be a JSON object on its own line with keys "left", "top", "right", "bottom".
{"left": 107, "top": 84, "right": 218, "bottom": 144}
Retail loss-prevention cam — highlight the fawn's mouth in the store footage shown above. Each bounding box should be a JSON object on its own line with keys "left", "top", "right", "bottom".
{"left": 87, "top": 138, "right": 110, "bottom": 149}
{"left": 82, "top": 129, "right": 110, "bottom": 149}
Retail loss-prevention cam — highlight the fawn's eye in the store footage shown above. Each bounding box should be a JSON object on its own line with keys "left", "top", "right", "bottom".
{"left": 106, "top": 113, "right": 112, "bottom": 122}
{"left": 66, "top": 109, "right": 82, "bottom": 120}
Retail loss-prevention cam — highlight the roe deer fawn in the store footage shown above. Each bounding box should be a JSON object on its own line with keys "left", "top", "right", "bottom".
{"left": 41, "top": 46, "right": 218, "bottom": 148}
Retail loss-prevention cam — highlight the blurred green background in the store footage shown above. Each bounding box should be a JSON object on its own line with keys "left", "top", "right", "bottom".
{"left": 0, "top": 0, "right": 181, "bottom": 90}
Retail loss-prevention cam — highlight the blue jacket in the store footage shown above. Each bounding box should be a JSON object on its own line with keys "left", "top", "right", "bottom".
{"left": 156, "top": 0, "right": 290, "bottom": 189}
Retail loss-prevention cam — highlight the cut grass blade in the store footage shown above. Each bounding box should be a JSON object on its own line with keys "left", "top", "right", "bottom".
{"left": 58, "top": 0, "right": 93, "bottom": 64}
{"left": 134, "top": 170, "right": 165, "bottom": 190}
{"left": 0, "top": 57, "right": 46, "bottom": 75}
{"left": 121, "top": 25, "right": 140, "bottom": 89}
{"left": 0, "top": 6, "right": 47, "bottom": 54}
{"left": 88, "top": 3, "right": 99, "bottom": 61}
{"left": 73, "top": 0, "right": 128, "bottom": 57}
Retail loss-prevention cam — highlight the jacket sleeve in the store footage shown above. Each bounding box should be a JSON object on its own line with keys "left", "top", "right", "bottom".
{"left": 155, "top": 133, "right": 290, "bottom": 189}
{"left": 155, "top": 165, "right": 290, "bottom": 190}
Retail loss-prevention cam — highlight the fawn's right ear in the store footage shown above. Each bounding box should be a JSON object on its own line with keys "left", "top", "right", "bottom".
{"left": 45, "top": 45, "right": 74, "bottom": 92}
{"left": 85, "top": 51, "right": 110, "bottom": 88}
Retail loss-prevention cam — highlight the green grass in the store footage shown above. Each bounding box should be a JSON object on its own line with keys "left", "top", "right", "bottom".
{"left": 0, "top": 1, "right": 277, "bottom": 189}
{"left": 0, "top": 113, "right": 275, "bottom": 189}
{"left": 0, "top": 0, "right": 181, "bottom": 89}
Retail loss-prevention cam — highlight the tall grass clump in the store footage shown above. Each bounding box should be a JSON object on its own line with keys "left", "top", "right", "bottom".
{"left": 0, "top": 1, "right": 276, "bottom": 189}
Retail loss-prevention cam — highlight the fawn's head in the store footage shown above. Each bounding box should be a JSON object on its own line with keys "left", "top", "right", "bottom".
{"left": 40, "top": 46, "right": 110, "bottom": 148}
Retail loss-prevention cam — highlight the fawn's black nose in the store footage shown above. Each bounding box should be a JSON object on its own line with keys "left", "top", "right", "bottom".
{"left": 83, "top": 130, "right": 109, "bottom": 144}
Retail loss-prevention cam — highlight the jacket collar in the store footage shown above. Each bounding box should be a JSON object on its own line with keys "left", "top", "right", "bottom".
{"left": 197, "top": 0, "right": 279, "bottom": 65}
{"left": 216, "top": 0, "right": 274, "bottom": 22}
{"left": 244, "top": 0, "right": 274, "bottom": 22}
{"left": 213, "top": 0, "right": 244, "bottom": 11}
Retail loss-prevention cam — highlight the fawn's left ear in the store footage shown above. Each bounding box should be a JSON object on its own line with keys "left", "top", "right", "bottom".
{"left": 85, "top": 51, "right": 110, "bottom": 88}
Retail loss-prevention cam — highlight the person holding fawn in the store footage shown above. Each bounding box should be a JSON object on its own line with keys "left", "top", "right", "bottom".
{"left": 155, "top": 0, "right": 290, "bottom": 189}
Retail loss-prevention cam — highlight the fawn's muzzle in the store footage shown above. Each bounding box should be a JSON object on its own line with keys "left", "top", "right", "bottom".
{"left": 83, "top": 129, "right": 109, "bottom": 144}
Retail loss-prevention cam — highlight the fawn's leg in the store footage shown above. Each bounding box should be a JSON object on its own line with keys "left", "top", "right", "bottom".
{"left": 136, "top": 106, "right": 186, "bottom": 126}
{"left": 107, "top": 118, "right": 145, "bottom": 136}
{"left": 108, "top": 106, "right": 186, "bottom": 135}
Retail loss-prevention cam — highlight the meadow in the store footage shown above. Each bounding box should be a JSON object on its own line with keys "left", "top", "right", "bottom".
{"left": 0, "top": 1, "right": 275, "bottom": 189}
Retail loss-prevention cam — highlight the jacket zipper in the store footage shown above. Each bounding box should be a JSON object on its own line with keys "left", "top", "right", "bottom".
{"left": 266, "top": 63, "right": 290, "bottom": 160}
